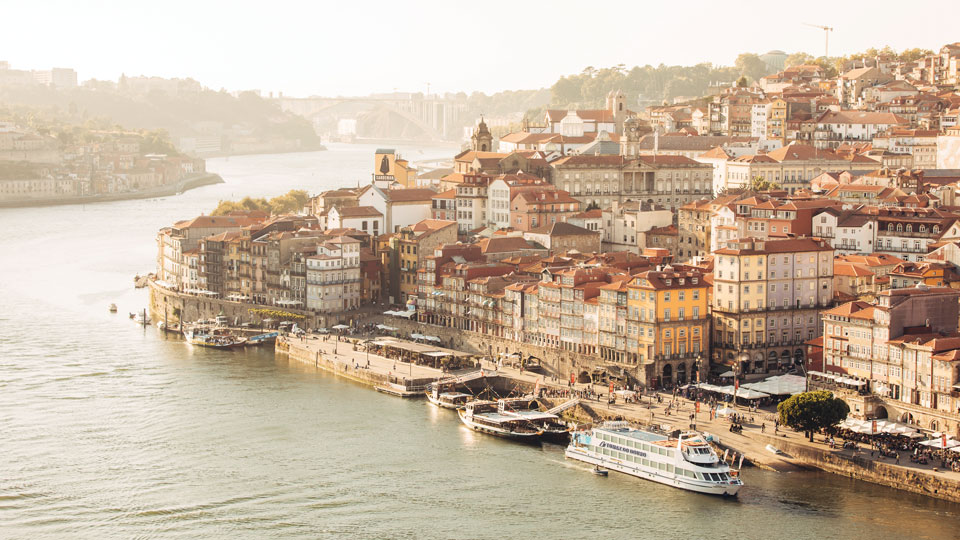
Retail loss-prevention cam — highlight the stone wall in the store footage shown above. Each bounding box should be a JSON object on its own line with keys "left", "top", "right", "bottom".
{"left": 755, "top": 432, "right": 960, "bottom": 503}
{"left": 385, "top": 317, "right": 636, "bottom": 384}
{"left": 149, "top": 281, "right": 323, "bottom": 328}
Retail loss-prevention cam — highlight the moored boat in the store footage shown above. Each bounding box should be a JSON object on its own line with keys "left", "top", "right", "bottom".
{"left": 566, "top": 421, "right": 742, "bottom": 496}
{"left": 426, "top": 384, "right": 472, "bottom": 409}
{"left": 108, "top": 303, "right": 117, "bottom": 313}
{"left": 457, "top": 399, "right": 543, "bottom": 441}
{"left": 245, "top": 332, "right": 279, "bottom": 346}
{"left": 183, "top": 324, "right": 246, "bottom": 349}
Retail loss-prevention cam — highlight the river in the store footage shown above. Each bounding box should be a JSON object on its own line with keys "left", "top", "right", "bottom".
{"left": 1, "top": 144, "right": 958, "bottom": 539}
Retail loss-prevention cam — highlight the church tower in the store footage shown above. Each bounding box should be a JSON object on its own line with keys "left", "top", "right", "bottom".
{"left": 609, "top": 89, "right": 627, "bottom": 133}
{"left": 620, "top": 117, "right": 641, "bottom": 157}
{"left": 471, "top": 117, "right": 494, "bottom": 152}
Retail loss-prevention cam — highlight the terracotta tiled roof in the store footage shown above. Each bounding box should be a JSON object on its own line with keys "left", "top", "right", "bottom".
{"left": 335, "top": 206, "right": 382, "bottom": 218}
{"left": 385, "top": 188, "right": 437, "bottom": 203}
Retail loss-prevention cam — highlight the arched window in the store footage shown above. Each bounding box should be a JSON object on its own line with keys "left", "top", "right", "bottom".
{"left": 919, "top": 225, "right": 926, "bottom": 233}
{"left": 905, "top": 224, "right": 912, "bottom": 232}
{"left": 888, "top": 223, "right": 894, "bottom": 231}
{"left": 934, "top": 225, "right": 940, "bottom": 233}
{"left": 897, "top": 223, "right": 903, "bottom": 232}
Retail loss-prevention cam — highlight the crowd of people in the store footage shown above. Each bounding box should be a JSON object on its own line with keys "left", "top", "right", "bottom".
{"left": 827, "top": 427, "right": 960, "bottom": 472}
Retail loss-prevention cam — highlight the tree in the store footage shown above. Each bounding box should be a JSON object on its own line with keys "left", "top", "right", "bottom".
{"left": 785, "top": 52, "right": 814, "bottom": 68}
{"left": 735, "top": 76, "right": 749, "bottom": 88}
{"left": 585, "top": 201, "right": 600, "bottom": 211}
{"left": 899, "top": 48, "right": 933, "bottom": 63}
{"left": 749, "top": 175, "right": 780, "bottom": 192}
{"left": 777, "top": 390, "right": 849, "bottom": 441}
{"left": 734, "top": 53, "right": 769, "bottom": 82}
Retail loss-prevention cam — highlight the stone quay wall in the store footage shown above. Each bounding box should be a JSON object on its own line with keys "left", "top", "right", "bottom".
{"left": 385, "top": 318, "right": 635, "bottom": 384}
{"left": 751, "top": 432, "right": 960, "bottom": 503}
{"left": 149, "top": 281, "right": 322, "bottom": 328}
{"left": 277, "top": 336, "right": 396, "bottom": 389}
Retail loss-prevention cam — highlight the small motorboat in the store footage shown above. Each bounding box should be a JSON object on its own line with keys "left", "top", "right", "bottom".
{"left": 109, "top": 303, "right": 118, "bottom": 313}
{"left": 592, "top": 466, "right": 609, "bottom": 477}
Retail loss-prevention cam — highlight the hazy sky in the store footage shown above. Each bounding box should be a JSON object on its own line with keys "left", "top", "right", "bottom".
{"left": 3, "top": 0, "right": 957, "bottom": 97}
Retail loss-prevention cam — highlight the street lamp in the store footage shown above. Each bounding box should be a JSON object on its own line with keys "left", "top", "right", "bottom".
{"left": 735, "top": 352, "right": 749, "bottom": 409}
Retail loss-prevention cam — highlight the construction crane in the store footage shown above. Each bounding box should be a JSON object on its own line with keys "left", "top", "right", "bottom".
{"left": 803, "top": 23, "right": 834, "bottom": 58}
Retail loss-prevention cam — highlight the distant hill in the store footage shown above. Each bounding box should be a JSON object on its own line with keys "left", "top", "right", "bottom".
{"left": 0, "top": 83, "right": 322, "bottom": 153}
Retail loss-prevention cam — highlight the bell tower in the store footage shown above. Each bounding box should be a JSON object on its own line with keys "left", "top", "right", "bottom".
{"left": 471, "top": 117, "right": 494, "bottom": 152}
{"left": 610, "top": 89, "right": 627, "bottom": 133}
{"left": 620, "top": 117, "right": 641, "bottom": 157}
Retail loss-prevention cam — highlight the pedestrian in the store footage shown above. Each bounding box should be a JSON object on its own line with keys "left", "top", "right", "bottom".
{"left": 761, "top": 423, "right": 766, "bottom": 433}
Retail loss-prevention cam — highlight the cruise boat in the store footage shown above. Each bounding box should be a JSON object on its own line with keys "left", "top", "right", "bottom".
{"left": 458, "top": 400, "right": 543, "bottom": 441}
{"left": 426, "top": 385, "right": 472, "bottom": 409}
{"left": 566, "top": 421, "right": 743, "bottom": 496}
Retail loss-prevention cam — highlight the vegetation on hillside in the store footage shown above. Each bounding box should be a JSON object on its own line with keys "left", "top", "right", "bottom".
{"left": 543, "top": 45, "right": 938, "bottom": 111}
{"left": 211, "top": 189, "right": 310, "bottom": 216}
{"left": 0, "top": 85, "right": 321, "bottom": 149}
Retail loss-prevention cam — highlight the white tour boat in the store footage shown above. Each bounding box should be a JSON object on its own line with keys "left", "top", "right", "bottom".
{"left": 426, "top": 386, "right": 473, "bottom": 409}
{"left": 566, "top": 421, "right": 743, "bottom": 496}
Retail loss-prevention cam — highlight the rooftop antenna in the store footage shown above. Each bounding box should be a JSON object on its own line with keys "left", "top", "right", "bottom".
{"left": 803, "top": 23, "right": 834, "bottom": 58}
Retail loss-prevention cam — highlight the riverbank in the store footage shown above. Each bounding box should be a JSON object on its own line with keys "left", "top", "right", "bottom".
{"left": 0, "top": 172, "right": 224, "bottom": 209}
{"left": 286, "top": 314, "right": 960, "bottom": 503}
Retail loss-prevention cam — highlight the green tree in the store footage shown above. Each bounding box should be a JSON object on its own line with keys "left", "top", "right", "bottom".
{"left": 749, "top": 175, "right": 780, "bottom": 191}
{"left": 734, "top": 53, "right": 769, "bottom": 82}
{"left": 777, "top": 390, "right": 849, "bottom": 441}
{"left": 735, "top": 76, "right": 749, "bottom": 88}
{"left": 785, "top": 52, "right": 814, "bottom": 67}
{"left": 899, "top": 48, "right": 933, "bottom": 63}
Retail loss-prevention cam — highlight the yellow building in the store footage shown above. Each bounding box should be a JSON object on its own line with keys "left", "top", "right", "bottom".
{"left": 628, "top": 267, "right": 710, "bottom": 388}
{"left": 374, "top": 149, "right": 418, "bottom": 188}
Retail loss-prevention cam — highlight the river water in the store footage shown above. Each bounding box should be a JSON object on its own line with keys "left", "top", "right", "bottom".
{"left": 1, "top": 144, "right": 959, "bottom": 539}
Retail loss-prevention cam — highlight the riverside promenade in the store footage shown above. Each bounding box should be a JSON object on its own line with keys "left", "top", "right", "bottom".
{"left": 280, "top": 331, "right": 960, "bottom": 502}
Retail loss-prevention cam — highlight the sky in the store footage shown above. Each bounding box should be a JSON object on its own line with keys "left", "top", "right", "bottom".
{"left": 2, "top": 0, "right": 958, "bottom": 98}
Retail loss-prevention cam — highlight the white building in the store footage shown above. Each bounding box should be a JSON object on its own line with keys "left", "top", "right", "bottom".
{"left": 813, "top": 208, "right": 877, "bottom": 256}
{"left": 358, "top": 185, "right": 435, "bottom": 233}
{"left": 751, "top": 102, "right": 771, "bottom": 140}
{"left": 453, "top": 174, "right": 490, "bottom": 232}
{"left": 326, "top": 205, "right": 384, "bottom": 237}
{"left": 305, "top": 236, "right": 362, "bottom": 313}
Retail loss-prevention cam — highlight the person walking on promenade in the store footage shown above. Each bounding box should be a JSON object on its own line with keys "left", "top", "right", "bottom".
{"left": 761, "top": 423, "right": 766, "bottom": 433}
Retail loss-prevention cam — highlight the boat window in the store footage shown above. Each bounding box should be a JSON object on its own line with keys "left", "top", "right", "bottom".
{"left": 642, "top": 459, "right": 649, "bottom": 467}
{"left": 666, "top": 464, "right": 674, "bottom": 473}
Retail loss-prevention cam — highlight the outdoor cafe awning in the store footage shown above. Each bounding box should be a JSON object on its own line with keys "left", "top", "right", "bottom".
{"left": 742, "top": 374, "right": 806, "bottom": 396}
{"left": 920, "top": 437, "right": 960, "bottom": 449}
{"left": 840, "top": 417, "right": 922, "bottom": 437}
{"left": 376, "top": 324, "right": 398, "bottom": 331}
{"left": 423, "top": 351, "right": 451, "bottom": 357}
{"left": 332, "top": 324, "right": 350, "bottom": 330}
